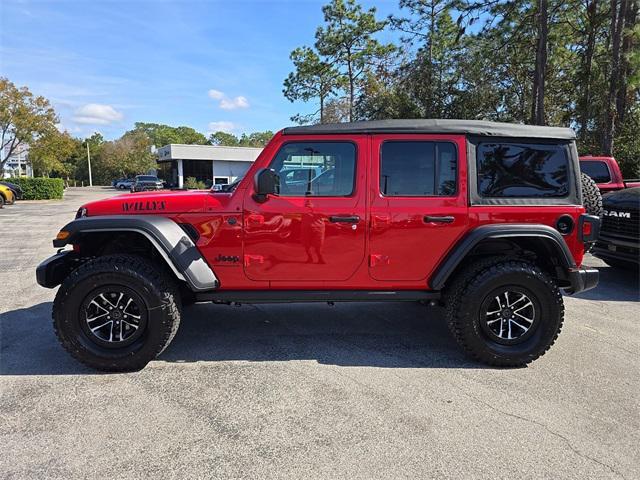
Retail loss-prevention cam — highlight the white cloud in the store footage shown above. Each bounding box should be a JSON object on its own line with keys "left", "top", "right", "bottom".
{"left": 207, "top": 121, "right": 237, "bottom": 133}
{"left": 219, "top": 96, "right": 249, "bottom": 110}
{"left": 207, "top": 89, "right": 225, "bottom": 100}
{"left": 73, "top": 103, "right": 123, "bottom": 125}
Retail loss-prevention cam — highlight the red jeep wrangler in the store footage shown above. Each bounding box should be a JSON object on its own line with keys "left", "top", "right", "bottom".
{"left": 37, "top": 120, "right": 600, "bottom": 371}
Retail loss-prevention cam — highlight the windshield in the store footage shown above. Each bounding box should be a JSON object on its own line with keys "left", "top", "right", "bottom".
{"left": 219, "top": 177, "right": 243, "bottom": 192}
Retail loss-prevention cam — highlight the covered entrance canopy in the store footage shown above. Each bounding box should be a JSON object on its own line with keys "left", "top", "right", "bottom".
{"left": 156, "top": 144, "right": 262, "bottom": 189}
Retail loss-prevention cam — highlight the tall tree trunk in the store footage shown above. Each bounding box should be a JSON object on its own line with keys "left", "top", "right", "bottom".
{"left": 579, "top": 0, "right": 599, "bottom": 134}
{"left": 320, "top": 93, "right": 325, "bottom": 124}
{"left": 347, "top": 59, "right": 354, "bottom": 122}
{"left": 615, "top": 0, "right": 638, "bottom": 127}
{"left": 531, "top": 0, "right": 549, "bottom": 125}
{"left": 603, "top": 0, "right": 627, "bottom": 155}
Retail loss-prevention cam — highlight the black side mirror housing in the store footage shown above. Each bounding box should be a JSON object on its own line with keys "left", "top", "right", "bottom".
{"left": 253, "top": 168, "right": 279, "bottom": 203}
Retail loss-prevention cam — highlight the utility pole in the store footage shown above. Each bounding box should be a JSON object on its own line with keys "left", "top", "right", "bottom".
{"left": 86, "top": 141, "right": 93, "bottom": 187}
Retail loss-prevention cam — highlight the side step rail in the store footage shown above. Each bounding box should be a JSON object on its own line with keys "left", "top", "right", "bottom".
{"left": 195, "top": 290, "right": 440, "bottom": 304}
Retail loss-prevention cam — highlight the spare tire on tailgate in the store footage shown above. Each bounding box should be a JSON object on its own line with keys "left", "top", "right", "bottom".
{"left": 581, "top": 172, "right": 603, "bottom": 217}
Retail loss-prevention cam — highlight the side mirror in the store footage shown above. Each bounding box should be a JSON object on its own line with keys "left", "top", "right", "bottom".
{"left": 253, "top": 168, "right": 279, "bottom": 203}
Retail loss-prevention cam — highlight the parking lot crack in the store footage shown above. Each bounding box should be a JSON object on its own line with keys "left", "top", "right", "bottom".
{"left": 459, "top": 389, "right": 627, "bottom": 479}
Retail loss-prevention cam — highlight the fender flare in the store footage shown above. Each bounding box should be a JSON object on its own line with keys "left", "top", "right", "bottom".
{"left": 429, "top": 224, "right": 577, "bottom": 290}
{"left": 54, "top": 215, "right": 218, "bottom": 291}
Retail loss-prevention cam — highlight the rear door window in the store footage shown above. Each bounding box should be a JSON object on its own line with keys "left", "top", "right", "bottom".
{"left": 380, "top": 141, "right": 457, "bottom": 196}
{"left": 477, "top": 142, "right": 569, "bottom": 198}
{"left": 580, "top": 161, "right": 611, "bottom": 183}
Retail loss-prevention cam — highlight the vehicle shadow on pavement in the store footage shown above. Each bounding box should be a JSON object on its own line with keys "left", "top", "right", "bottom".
{"left": 572, "top": 265, "right": 639, "bottom": 302}
{"left": 0, "top": 301, "right": 482, "bottom": 375}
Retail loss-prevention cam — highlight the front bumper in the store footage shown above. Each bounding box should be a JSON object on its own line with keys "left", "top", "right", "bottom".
{"left": 592, "top": 235, "right": 640, "bottom": 264}
{"left": 565, "top": 266, "right": 599, "bottom": 295}
{"left": 36, "top": 250, "right": 82, "bottom": 288}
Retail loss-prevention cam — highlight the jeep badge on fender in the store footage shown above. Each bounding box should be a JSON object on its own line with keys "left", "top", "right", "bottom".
{"left": 36, "top": 119, "right": 600, "bottom": 372}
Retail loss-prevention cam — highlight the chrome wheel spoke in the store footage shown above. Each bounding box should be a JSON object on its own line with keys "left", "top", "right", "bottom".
{"left": 122, "top": 319, "right": 139, "bottom": 330}
{"left": 90, "top": 320, "right": 112, "bottom": 332}
{"left": 514, "top": 302, "right": 533, "bottom": 314}
{"left": 508, "top": 294, "right": 527, "bottom": 308}
{"left": 514, "top": 311, "right": 534, "bottom": 324}
{"left": 86, "top": 312, "right": 108, "bottom": 323}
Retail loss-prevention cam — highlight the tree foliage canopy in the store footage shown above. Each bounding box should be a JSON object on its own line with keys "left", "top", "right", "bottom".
{"left": 0, "top": 77, "right": 58, "bottom": 169}
{"left": 208, "top": 130, "right": 274, "bottom": 147}
{"left": 285, "top": 0, "right": 640, "bottom": 176}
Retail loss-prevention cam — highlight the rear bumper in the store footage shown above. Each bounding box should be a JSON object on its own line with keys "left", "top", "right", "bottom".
{"left": 564, "top": 267, "right": 599, "bottom": 295}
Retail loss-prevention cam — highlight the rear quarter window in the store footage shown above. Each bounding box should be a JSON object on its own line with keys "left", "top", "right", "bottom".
{"left": 580, "top": 161, "right": 611, "bottom": 183}
{"left": 477, "top": 142, "right": 569, "bottom": 198}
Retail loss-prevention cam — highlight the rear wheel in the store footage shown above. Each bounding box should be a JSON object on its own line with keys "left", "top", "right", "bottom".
{"left": 53, "top": 254, "right": 181, "bottom": 371}
{"left": 445, "top": 259, "right": 564, "bottom": 367}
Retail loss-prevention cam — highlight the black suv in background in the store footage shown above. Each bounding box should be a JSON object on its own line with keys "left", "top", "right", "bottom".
{"left": 130, "top": 175, "right": 163, "bottom": 192}
{"left": 592, "top": 187, "right": 640, "bottom": 269}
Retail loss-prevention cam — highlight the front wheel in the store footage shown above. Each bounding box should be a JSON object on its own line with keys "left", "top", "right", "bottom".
{"left": 445, "top": 259, "right": 564, "bottom": 367}
{"left": 53, "top": 254, "right": 181, "bottom": 371}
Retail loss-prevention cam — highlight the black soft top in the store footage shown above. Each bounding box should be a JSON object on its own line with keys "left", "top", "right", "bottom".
{"left": 283, "top": 119, "right": 575, "bottom": 140}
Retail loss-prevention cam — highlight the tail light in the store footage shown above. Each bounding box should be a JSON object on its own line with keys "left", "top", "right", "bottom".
{"left": 578, "top": 214, "right": 600, "bottom": 243}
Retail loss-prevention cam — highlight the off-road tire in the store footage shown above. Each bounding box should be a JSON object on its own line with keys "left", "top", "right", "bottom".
{"left": 581, "top": 172, "right": 603, "bottom": 217}
{"left": 53, "top": 254, "right": 181, "bottom": 371}
{"left": 444, "top": 258, "right": 564, "bottom": 367}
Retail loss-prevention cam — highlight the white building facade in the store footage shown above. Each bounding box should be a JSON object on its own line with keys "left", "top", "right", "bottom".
{"left": 2, "top": 143, "right": 33, "bottom": 178}
{"left": 156, "top": 144, "right": 262, "bottom": 188}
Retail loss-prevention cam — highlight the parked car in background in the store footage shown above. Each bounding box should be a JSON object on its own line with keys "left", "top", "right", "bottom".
{"left": 130, "top": 175, "right": 163, "bottom": 192}
{"left": 579, "top": 156, "right": 640, "bottom": 193}
{"left": 114, "top": 178, "right": 135, "bottom": 190}
{"left": 592, "top": 187, "right": 640, "bottom": 269}
{"left": 0, "top": 181, "right": 23, "bottom": 200}
{"left": 280, "top": 166, "right": 323, "bottom": 187}
{"left": 0, "top": 183, "right": 16, "bottom": 207}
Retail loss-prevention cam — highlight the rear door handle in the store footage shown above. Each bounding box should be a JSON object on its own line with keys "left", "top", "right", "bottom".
{"left": 329, "top": 215, "right": 360, "bottom": 224}
{"left": 423, "top": 215, "right": 455, "bottom": 224}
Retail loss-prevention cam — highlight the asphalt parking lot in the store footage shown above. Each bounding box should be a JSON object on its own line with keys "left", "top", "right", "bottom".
{"left": 1, "top": 187, "right": 638, "bottom": 479}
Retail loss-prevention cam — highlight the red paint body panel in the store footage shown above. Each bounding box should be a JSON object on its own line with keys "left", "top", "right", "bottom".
{"left": 579, "top": 156, "right": 640, "bottom": 193}
{"left": 243, "top": 135, "right": 368, "bottom": 283}
{"left": 78, "top": 129, "right": 587, "bottom": 290}
{"left": 368, "top": 134, "right": 469, "bottom": 281}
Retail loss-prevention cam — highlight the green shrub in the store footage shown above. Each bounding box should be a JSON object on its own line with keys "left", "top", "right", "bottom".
{"left": 8, "top": 177, "right": 65, "bottom": 200}
{"left": 184, "top": 176, "right": 206, "bottom": 189}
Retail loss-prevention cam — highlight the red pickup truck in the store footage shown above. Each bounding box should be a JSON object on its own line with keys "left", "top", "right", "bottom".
{"left": 579, "top": 155, "right": 640, "bottom": 193}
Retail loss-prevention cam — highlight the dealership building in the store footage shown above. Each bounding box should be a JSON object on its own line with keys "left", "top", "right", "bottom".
{"left": 156, "top": 144, "right": 263, "bottom": 188}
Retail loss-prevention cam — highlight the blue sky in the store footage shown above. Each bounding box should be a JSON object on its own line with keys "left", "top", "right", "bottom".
{"left": 1, "top": 0, "right": 398, "bottom": 140}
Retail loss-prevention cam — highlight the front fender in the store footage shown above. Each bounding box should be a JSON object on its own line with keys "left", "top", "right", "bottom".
{"left": 49, "top": 215, "right": 218, "bottom": 291}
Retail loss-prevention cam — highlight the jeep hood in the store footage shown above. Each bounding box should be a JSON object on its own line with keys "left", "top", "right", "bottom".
{"left": 82, "top": 190, "right": 233, "bottom": 216}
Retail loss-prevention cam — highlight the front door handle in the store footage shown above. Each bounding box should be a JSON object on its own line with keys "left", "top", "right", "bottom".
{"left": 424, "top": 215, "right": 455, "bottom": 224}
{"left": 329, "top": 215, "right": 360, "bottom": 224}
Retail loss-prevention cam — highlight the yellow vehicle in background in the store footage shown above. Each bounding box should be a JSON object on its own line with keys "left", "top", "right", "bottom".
{"left": 0, "top": 183, "right": 15, "bottom": 208}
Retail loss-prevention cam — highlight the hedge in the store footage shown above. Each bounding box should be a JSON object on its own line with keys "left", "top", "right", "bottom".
{"left": 8, "top": 177, "right": 65, "bottom": 200}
